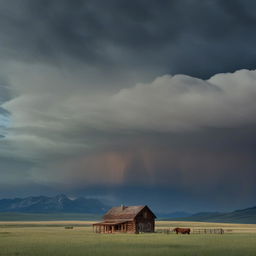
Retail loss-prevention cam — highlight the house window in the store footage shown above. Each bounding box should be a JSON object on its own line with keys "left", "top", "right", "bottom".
{"left": 143, "top": 212, "right": 147, "bottom": 218}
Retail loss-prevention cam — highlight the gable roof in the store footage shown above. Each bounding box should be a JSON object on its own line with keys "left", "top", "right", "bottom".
{"left": 103, "top": 205, "right": 156, "bottom": 220}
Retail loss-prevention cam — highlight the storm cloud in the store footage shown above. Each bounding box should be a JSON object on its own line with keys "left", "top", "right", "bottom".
{"left": 0, "top": 0, "right": 256, "bottom": 212}
{"left": 1, "top": 0, "right": 256, "bottom": 78}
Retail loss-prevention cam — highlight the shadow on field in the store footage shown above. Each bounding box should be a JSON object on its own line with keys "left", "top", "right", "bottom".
{"left": 0, "top": 253, "right": 21, "bottom": 256}
{"left": 0, "top": 232, "right": 11, "bottom": 235}
{"left": 129, "top": 244, "right": 198, "bottom": 249}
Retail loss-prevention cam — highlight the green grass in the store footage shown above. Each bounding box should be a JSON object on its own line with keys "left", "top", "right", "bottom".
{"left": 0, "top": 212, "right": 100, "bottom": 221}
{"left": 1, "top": 225, "right": 256, "bottom": 256}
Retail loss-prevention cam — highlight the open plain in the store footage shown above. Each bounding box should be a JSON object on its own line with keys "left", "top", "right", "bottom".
{"left": 1, "top": 221, "right": 256, "bottom": 256}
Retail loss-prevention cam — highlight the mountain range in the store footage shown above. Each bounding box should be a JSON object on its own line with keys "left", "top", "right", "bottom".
{"left": 165, "top": 206, "right": 256, "bottom": 224}
{"left": 0, "top": 194, "right": 256, "bottom": 223}
{"left": 0, "top": 194, "right": 108, "bottom": 214}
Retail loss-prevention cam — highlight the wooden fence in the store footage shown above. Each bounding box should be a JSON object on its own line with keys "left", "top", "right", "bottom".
{"left": 156, "top": 229, "right": 171, "bottom": 234}
{"left": 156, "top": 228, "right": 224, "bottom": 234}
{"left": 192, "top": 228, "right": 224, "bottom": 234}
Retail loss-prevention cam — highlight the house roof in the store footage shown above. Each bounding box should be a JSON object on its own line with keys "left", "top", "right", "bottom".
{"left": 103, "top": 205, "right": 156, "bottom": 220}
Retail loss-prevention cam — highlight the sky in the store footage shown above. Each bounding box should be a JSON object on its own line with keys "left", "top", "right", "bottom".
{"left": 0, "top": 0, "right": 256, "bottom": 213}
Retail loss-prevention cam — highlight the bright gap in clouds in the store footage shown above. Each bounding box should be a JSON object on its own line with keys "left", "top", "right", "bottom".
{"left": 0, "top": 110, "right": 10, "bottom": 137}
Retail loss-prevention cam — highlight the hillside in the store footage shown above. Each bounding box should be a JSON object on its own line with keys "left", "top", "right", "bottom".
{"left": 167, "top": 206, "right": 256, "bottom": 224}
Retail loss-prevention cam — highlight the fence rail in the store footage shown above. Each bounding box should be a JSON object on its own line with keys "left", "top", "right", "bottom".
{"left": 156, "top": 229, "right": 171, "bottom": 234}
{"left": 156, "top": 228, "right": 224, "bottom": 234}
{"left": 192, "top": 228, "right": 224, "bottom": 234}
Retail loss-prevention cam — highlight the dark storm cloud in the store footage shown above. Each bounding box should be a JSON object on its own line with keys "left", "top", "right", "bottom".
{"left": 1, "top": 0, "right": 256, "bottom": 78}
{"left": 1, "top": 0, "right": 256, "bottom": 212}
{"left": 1, "top": 66, "right": 256, "bottom": 211}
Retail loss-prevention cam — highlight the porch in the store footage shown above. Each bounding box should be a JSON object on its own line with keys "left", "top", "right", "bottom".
{"left": 93, "top": 221, "right": 129, "bottom": 233}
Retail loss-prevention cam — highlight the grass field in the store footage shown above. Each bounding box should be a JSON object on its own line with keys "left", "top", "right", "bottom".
{"left": 1, "top": 221, "right": 256, "bottom": 256}
{"left": 0, "top": 212, "right": 100, "bottom": 221}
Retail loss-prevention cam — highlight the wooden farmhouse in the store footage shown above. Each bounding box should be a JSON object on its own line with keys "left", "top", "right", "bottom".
{"left": 93, "top": 205, "right": 156, "bottom": 234}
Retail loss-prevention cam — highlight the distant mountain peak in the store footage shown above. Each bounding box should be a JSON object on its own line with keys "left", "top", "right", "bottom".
{"left": 0, "top": 194, "right": 108, "bottom": 214}
{"left": 55, "top": 194, "right": 68, "bottom": 199}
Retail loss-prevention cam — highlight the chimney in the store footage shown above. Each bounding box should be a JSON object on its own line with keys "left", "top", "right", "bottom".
{"left": 121, "top": 204, "right": 125, "bottom": 210}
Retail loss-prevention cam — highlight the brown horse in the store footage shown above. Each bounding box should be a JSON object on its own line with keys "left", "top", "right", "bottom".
{"left": 173, "top": 227, "right": 190, "bottom": 234}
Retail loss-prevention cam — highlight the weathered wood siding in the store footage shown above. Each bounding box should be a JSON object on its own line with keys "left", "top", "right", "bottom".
{"left": 127, "top": 221, "right": 136, "bottom": 233}
{"left": 135, "top": 207, "right": 155, "bottom": 233}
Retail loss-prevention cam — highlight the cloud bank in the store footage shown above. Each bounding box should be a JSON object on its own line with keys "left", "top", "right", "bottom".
{"left": 3, "top": 69, "right": 256, "bottom": 140}
{"left": 1, "top": 0, "right": 256, "bottom": 211}
{"left": 79, "top": 69, "right": 256, "bottom": 131}
{"left": 1, "top": 69, "right": 256, "bottom": 195}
